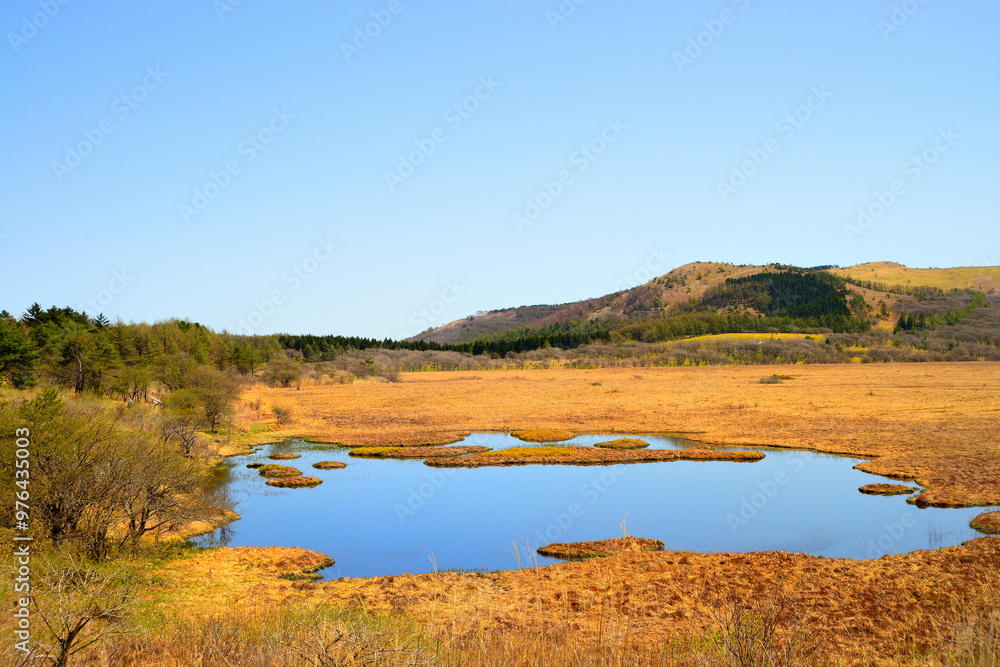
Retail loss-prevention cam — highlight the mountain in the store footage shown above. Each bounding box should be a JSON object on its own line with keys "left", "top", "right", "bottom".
{"left": 411, "top": 262, "right": 1000, "bottom": 345}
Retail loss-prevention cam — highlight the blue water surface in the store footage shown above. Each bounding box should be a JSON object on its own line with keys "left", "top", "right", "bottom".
{"left": 193, "top": 433, "right": 996, "bottom": 580}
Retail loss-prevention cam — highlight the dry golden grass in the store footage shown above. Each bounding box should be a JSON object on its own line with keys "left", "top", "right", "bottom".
{"left": 325, "top": 537, "right": 1000, "bottom": 664}
{"left": 146, "top": 547, "right": 334, "bottom": 611}
{"left": 350, "top": 444, "right": 491, "bottom": 459}
{"left": 132, "top": 361, "right": 999, "bottom": 664}
{"left": 971, "top": 511, "right": 1000, "bottom": 535}
{"left": 594, "top": 437, "right": 650, "bottom": 449}
{"left": 858, "top": 483, "right": 915, "bottom": 496}
{"left": 237, "top": 362, "right": 1000, "bottom": 507}
{"left": 511, "top": 428, "right": 576, "bottom": 442}
{"left": 312, "top": 460, "right": 347, "bottom": 470}
{"left": 256, "top": 464, "right": 300, "bottom": 479}
{"left": 266, "top": 476, "right": 322, "bottom": 488}
{"left": 832, "top": 261, "right": 1000, "bottom": 292}
{"left": 427, "top": 444, "right": 764, "bottom": 467}
{"left": 537, "top": 536, "right": 665, "bottom": 560}
{"left": 267, "top": 452, "right": 300, "bottom": 460}
{"left": 136, "top": 537, "right": 1000, "bottom": 666}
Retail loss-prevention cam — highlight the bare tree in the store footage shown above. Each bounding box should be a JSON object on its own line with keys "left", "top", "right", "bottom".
{"left": 31, "top": 554, "right": 137, "bottom": 667}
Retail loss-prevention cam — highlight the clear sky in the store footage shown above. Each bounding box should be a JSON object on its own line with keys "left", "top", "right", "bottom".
{"left": 2, "top": 0, "right": 998, "bottom": 338}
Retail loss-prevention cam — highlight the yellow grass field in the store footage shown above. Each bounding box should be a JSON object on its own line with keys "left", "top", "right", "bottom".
{"left": 681, "top": 332, "right": 827, "bottom": 342}
{"left": 238, "top": 362, "right": 1000, "bottom": 507}
{"left": 10, "top": 362, "right": 996, "bottom": 665}
{"left": 832, "top": 261, "right": 1000, "bottom": 293}
{"left": 140, "top": 537, "right": 1000, "bottom": 665}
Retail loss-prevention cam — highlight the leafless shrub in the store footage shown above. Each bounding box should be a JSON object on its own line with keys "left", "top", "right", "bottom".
{"left": 272, "top": 405, "right": 293, "bottom": 426}
{"left": 30, "top": 553, "right": 138, "bottom": 667}
{"left": 696, "top": 591, "right": 821, "bottom": 667}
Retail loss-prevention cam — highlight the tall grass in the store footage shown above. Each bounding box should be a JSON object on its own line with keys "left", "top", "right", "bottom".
{"left": 5, "top": 549, "right": 998, "bottom": 666}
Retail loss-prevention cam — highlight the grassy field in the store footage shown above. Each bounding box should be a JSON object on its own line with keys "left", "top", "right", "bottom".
{"left": 832, "top": 261, "right": 1000, "bottom": 292}
{"left": 683, "top": 332, "right": 827, "bottom": 342}
{"left": 77, "top": 536, "right": 998, "bottom": 665}
{"left": 8, "top": 363, "right": 998, "bottom": 665}
{"left": 238, "top": 362, "right": 1000, "bottom": 507}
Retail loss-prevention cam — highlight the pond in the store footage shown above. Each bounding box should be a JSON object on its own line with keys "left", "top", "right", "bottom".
{"left": 193, "top": 433, "right": 996, "bottom": 580}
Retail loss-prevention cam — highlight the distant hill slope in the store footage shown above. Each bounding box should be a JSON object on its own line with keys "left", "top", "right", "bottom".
{"left": 830, "top": 262, "right": 1000, "bottom": 293}
{"left": 411, "top": 261, "right": 1000, "bottom": 345}
{"left": 412, "top": 262, "right": 775, "bottom": 344}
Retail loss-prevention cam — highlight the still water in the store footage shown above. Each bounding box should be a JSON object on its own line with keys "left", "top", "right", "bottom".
{"left": 193, "top": 433, "right": 995, "bottom": 580}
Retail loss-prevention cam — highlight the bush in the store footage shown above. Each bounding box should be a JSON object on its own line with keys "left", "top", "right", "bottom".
{"left": 272, "top": 405, "right": 293, "bottom": 426}
{"left": 0, "top": 390, "right": 231, "bottom": 559}
{"left": 759, "top": 375, "right": 783, "bottom": 384}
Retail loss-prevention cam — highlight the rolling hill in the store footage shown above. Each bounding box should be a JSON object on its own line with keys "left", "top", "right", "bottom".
{"left": 411, "top": 262, "right": 1000, "bottom": 346}
{"left": 410, "top": 262, "right": 776, "bottom": 344}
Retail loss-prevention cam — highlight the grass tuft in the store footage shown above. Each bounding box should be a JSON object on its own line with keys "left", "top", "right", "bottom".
{"left": 594, "top": 438, "right": 649, "bottom": 450}
{"left": 970, "top": 511, "right": 1000, "bottom": 535}
{"left": 511, "top": 429, "right": 575, "bottom": 443}
{"left": 266, "top": 476, "right": 322, "bottom": 488}
{"left": 312, "top": 460, "right": 347, "bottom": 470}
{"left": 256, "top": 464, "right": 301, "bottom": 479}
{"left": 859, "top": 483, "right": 915, "bottom": 496}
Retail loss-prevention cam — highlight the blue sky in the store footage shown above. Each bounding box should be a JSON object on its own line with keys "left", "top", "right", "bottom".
{"left": 2, "top": 0, "right": 997, "bottom": 338}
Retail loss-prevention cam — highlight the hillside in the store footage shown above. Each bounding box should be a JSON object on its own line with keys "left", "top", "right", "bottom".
{"left": 831, "top": 262, "right": 1000, "bottom": 293}
{"left": 412, "top": 261, "right": 1000, "bottom": 345}
{"left": 412, "top": 262, "right": 775, "bottom": 344}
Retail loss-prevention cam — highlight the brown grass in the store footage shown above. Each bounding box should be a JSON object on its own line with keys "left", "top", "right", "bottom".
{"left": 267, "top": 452, "right": 301, "bottom": 460}
{"left": 971, "top": 511, "right": 1000, "bottom": 535}
{"left": 312, "top": 460, "right": 347, "bottom": 470}
{"left": 537, "top": 536, "right": 665, "bottom": 560}
{"left": 511, "top": 428, "right": 576, "bottom": 442}
{"left": 594, "top": 437, "right": 650, "bottom": 449}
{"left": 257, "top": 464, "right": 301, "bottom": 479}
{"left": 858, "top": 483, "right": 915, "bottom": 496}
{"left": 117, "top": 537, "right": 1000, "bottom": 666}
{"left": 116, "top": 362, "right": 999, "bottom": 664}
{"left": 266, "top": 476, "right": 322, "bottom": 488}
{"left": 349, "top": 445, "right": 492, "bottom": 459}
{"left": 427, "top": 445, "right": 764, "bottom": 467}
{"left": 307, "top": 433, "right": 469, "bottom": 447}
{"left": 236, "top": 363, "right": 1000, "bottom": 507}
